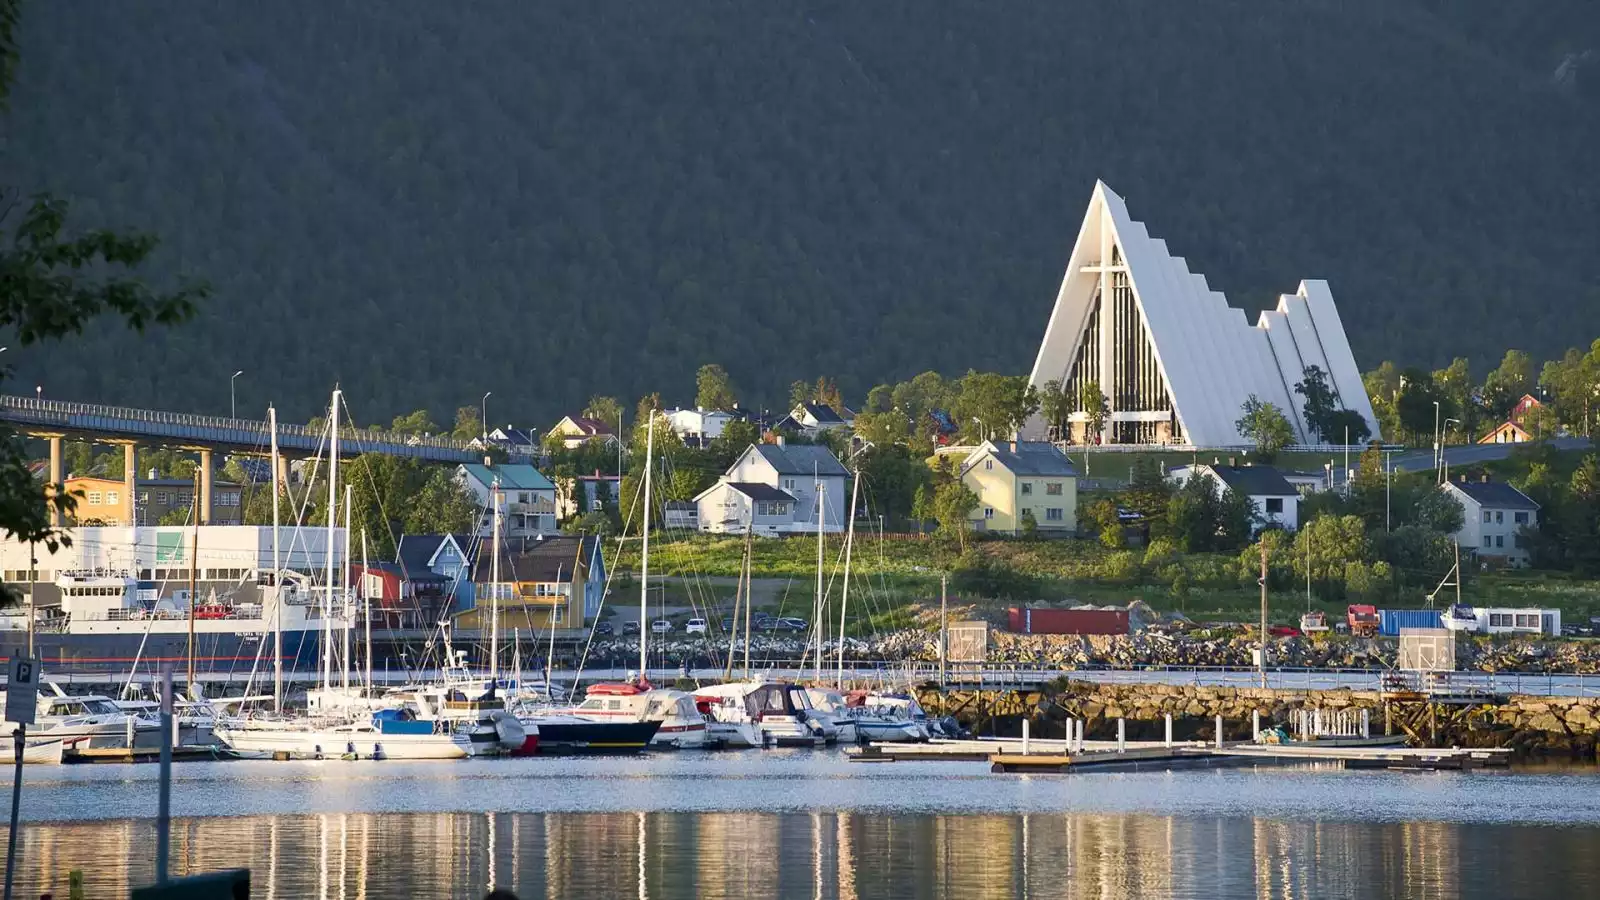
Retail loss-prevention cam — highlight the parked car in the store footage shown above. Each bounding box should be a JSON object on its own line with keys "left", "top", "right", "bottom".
{"left": 622, "top": 620, "right": 641, "bottom": 635}
{"left": 685, "top": 618, "right": 708, "bottom": 634}
{"left": 650, "top": 619, "right": 673, "bottom": 634}
{"left": 593, "top": 621, "right": 614, "bottom": 636}
{"left": 776, "top": 617, "right": 808, "bottom": 632}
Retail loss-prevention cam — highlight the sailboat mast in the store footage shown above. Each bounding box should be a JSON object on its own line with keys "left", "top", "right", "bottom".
{"left": 837, "top": 468, "right": 860, "bottom": 688}
{"left": 490, "top": 482, "right": 502, "bottom": 680}
{"left": 1454, "top": 539, "right": 1462, "bottom": 606}
{"left": 324, "top": 389, "right": 340, "bottom": 694}
{"left": 813, "top": 463, "right": 824, "bottom": 683}
{"left": 186, "top": 468, "right": 200, "bottom": 689}
{"left": 639, "top": 415, "right": 655, "bottom": 679}
{"left": 342, "top": 484, "right": 352, "bottom": 692}
{"left": 270, "top": 405, "right": 282, "bottom": 713}
{"left": 725, "top": 520, "right": 744, "bottom": 681}
{"left": 361, "top": 529, "right": 372, "bottom": 692}
{"left": 741, "top": 523, "right": 753, "bottom": 679}
{"left": 546, "top": 564, "right": 561, "bottom": 692}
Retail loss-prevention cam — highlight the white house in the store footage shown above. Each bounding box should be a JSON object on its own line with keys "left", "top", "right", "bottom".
{"left": 693, "top": 441, "right": 849, "bottom": 534}
{"left": 776, "top": 403, "right": 854, "bottom": 439}
{"left": 1443, "top": 476, "right": 1539, "bottom": 568}
{"left": 1024, "top": 181, "right": 1379, "bottom": 446}
{"left": 456, "top": 462, "right": 558, "bottom": 539}
{"left": 1168, "top": 463, "right": 1299, "bottom": 532}
{"left": 661, "top": 407, "right": 735, "bottom": 448}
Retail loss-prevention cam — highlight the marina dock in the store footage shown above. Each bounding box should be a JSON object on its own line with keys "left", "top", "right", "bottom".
{"left": 984, "top": 741, "right": 1508, "bottom": 773}
{"left": 62, "top": 745, "right": 233, "bottom": 765}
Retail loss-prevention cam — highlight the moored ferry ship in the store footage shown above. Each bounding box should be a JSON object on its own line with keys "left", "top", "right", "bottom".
{"left": 1, "top": 525, "right": 345, "bottom": 674}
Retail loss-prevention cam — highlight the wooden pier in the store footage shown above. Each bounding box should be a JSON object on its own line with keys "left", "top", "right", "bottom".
{"left": 63, "top": 745, "right": 232, "bottom": 765}
{"left": 983, "top": 742, "right": 1508, "bottom": 773}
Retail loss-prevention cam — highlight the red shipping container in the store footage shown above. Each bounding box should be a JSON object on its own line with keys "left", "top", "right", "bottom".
{"left": 1007, "top": 607, "right": 1129, "bottom": 636}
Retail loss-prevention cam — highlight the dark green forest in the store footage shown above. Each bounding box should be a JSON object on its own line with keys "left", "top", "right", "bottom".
{"left": 4, "top": 0, "right": 1598, "bottom": 426}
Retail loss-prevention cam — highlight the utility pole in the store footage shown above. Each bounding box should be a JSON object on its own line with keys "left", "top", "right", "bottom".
{"left": 1259, "top": 539, "right": 1268, "bottom": 689}
{"left": 186, "top": 469, "right": 200, "bottom": 690}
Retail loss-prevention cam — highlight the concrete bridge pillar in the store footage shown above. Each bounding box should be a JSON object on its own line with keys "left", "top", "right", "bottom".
{"left": 276, "top": 454, "right": 290, "bottom": 494}
{"left": 47, "top": 434, "right": 63, "bottom": 526}
{"left": 198, "top": 448, "right": 214, "bottom": 524}
{"left": 121, "top": 442, "right": 138, "bottom": 526}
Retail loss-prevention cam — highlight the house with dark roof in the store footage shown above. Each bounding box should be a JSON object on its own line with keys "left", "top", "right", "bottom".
{"left": 460, "top": 534, "right": 607, "bottom": 629}
{"left": 393, "top": 533, "right": 478, "bottom": 618}
{"left": 661, "top": 407, "right": 736, "bottom": 448}
{"left": 960, "top": 440, "right": 1079, "bottom": 534}
{"left": 693, "top": 439, "right": 849, "bottom": 533}
{"left": 549, "top": 415, "right": 620, "bottom": 450}
{"left": 1443, "top": 475, "right": 1539, "bottom": 568}
{"left": 775, "top": 403, "right": 854, "bottom": 439}
{"left": 455, "top": 462, "right": 558, "bottom": 538}
{"left": 1169, "top": 463, "right": 1299, "bottom": 532}
{"left": 486, "top": 426, "right": 539, "bottom": 453}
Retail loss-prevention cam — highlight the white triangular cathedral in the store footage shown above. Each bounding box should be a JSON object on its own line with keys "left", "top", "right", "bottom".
{"left": 1025, "top": 181, "right": 1380, "bottom": 447}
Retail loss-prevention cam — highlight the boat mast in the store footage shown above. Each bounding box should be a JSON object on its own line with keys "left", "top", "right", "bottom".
{"left": 324, "top": 389, "right": 340, "bottom": 695}
{"left": 837, "top": 467, "right": 860, "bottom": 688}
{"left": 490, "top": 481, "right": 502, "bottom": 681}
{"left": 725, "top": 518, "right": 746, "bottom": 681}
{"left": 361, "top": 529, "right": 372, "bottom": 693}
{"left": 342, "top": 483, "right": 352, "bottom": 692}
{"left": 270, "top": 405, "right": 282, "bottom": 713}
{"left": 186, "top": 467, "right": 200, "bottom": 690}
{"left": 813, "top": 462, "right": 824, "bottom": 683}
{"left": 638, "top": 414, "right": 654, "bottom": 680}
{"left": 545, "top": 564, "right": 561, "bottom": 694}
{"left": 741, "top": 521, "right": 753, "bottom": 679}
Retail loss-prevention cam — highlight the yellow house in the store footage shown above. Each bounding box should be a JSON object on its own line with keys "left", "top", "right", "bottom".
{"left": 960, "top": 440, "right": 1078, "bottom": 535}
{"left": 457, "top": 534, "right": 605, "bottom": 631}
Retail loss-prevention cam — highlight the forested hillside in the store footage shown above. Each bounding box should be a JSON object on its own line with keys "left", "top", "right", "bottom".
{"left": 4, "top": 0, "right": 1597, "bottom": 425}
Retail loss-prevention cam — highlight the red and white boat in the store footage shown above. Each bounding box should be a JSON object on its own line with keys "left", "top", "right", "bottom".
{"left": 561, "top": 681, "right": 709, "bottom": 749}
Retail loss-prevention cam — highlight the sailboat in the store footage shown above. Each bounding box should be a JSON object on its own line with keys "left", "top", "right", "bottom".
{"left": 217, "top": 390, "right": 515, "bottom": 760}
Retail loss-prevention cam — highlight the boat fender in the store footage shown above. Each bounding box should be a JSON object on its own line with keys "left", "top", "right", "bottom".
{"left": 491, "top": 710, "right": 527, "bottom": 750}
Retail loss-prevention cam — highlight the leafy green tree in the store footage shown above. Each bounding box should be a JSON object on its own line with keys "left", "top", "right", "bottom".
{"left": 788, "top": 380, "right": 811, "bottom": 410}
{"left": 1123, "top": 457, "right": 1172, "bottom": 525}
{"left": 1215, "top": 488, "right": 1256, "bottom": 550}
{"left": 634, "top": 393, "right": 662, "bottom": 434}
{"left": 388, "top": 409, "right": 438, "bottom": 435}
{"left": 1165, "top": 474, "right": 1218, "bottom": 552}
{"left": 1078, "top": 381, "right": 1109, "bottom": 441}
{"left": 950, "top": 371, "right": 1039, "bottom": 442}
{"left": 582, "top": 396, "right": 623, "bottom": 430}
{"left": 695, "top": 363, "right": 737, "bottom": 410}
{"left": 931, "top": 479, "right": 979, "bottom": 551}
{"left": 1234, "top": 395, "right": 1293, "bottom": 460}
{"left": 1037, "top": 379, "right": 1071, "bottom": 441}
{"left": 857, "top": 444, "right": 933, "bottom": 525}
{"left": 1363, "top": 361, "right": 1403, "bottom": 441}
{"left": 708, "top": 418, "right": 761, "bottom": 468}
{"left": 1432, "top": 357, "right": 1475, "bottom": 439}
{"left": 1292, "top": 514, "right": 1370, "bottom": 599}
{"left": 1395, "top": 368, "right": 1450, "bottom": 444}
{"left": 1415, "top": 485, "right": 1464, "bottom": 535}
{"left": 452, "top": 406, "right": 483, "bottom": 440}
{"left": 1294, "top": 365, "right": 1338, "bottom": 441}
{"left": 1323, "top": 409, "right": 1371, "bottom": 445}
{"left": 1480, "top": 349, "right": 1532, "bottom": 422}
{"left": 1082, "top": 496, "right": 1124, "bottom": 549}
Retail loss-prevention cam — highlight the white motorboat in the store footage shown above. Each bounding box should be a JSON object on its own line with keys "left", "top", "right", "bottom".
{"left": 696, "top": 681, "right": 829, "bottom": 747}
{"left": 215, "top": 710, "right": 482, "bottom": 760}
{"left": 3, "top": 685, "right": 161, "bottom": 760}
{"left": 1442, "top": 604, "right": 1481, "bottom": 632}
{"left": 561, "top": 682, "right": 709, "bottom": 749}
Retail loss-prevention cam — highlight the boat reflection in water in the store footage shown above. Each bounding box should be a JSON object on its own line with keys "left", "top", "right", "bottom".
{"left": 8, "top": 809, "right": 1600, "bottom": 899}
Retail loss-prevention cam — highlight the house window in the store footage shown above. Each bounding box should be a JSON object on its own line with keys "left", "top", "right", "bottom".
{"left": 178, "top": 492, "right": 192, "bottom": 506}
{"left": 139, "top": 492, "right": 149, "bottom": 504}
{"left": 783, "top": 479, "right": 796, "bottom": 491}
{"left": 106, "top": 491, "right": 120, "bottom": 506}
{"left": 984, "top": 459, "right": 993, "bottom": 471}
{"left": 1496, "top": 535, "right": 1504, "bottom": 548}
{"left": 984, "top": 507, "right": 994, "bottom": 519}
{"left": 1020, "top": 483, "right": 1033, "bottom": 495}
{"left": 156, "top": 492, "right": 169, "bottom": 505}
{"left": 1045, "top": 508, "right": 1063, "bottom": 522}
{"left": 1490, "top": 613, "right": 1511, "bottom": 627}
{"left": 1265, "top": 498, "right": 1284, "bottom": 514}
{"left": 1482, "top": 511, "right": 1492, "bottom": 524}
{"left": 1514, "top": 512, "right": 1529, "bottom": 524}
{"left": 1495, "top": 511, "right": 1504, "bottom": 524}
{"left": 1046, "top": 483, "right": 1063, "bottom": 496}
{"left": 518, "top": 492, "right": 530, "bottom": 504}
{"left": 550, "top": 605, "right": 565, "bottom": 624}
{"left": 1483, "top": 536, "right": 1493, "bottom": 549}
{"left": 1021, "top": 508, "right": 1032, "bottom": 519}
{"left": 1515, "top": 614, "right": 1537, "bottom": 628}
{"left": 86, "top": 491, "right": 102, "bottom": 505}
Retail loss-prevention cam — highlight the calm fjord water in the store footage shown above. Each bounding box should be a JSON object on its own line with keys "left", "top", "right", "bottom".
{"left": 6, "top": 753, "right": 1599, "bottom": 898}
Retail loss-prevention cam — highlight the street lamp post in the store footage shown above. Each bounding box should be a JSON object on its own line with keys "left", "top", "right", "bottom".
{"left": 1442, "top": 418, "right": 1461, "bottom": 482}
{"left": 481, "top": 392, "right": 492, "bottom": 442}
{"left": 1385, "top": 449, "right": 1393, "bottom": 532}
{"left": 230, "top": 370, "right": 244, "bottom": 419}
{"left": 1432, "top": 400, "right": 1442, "bottom": 479}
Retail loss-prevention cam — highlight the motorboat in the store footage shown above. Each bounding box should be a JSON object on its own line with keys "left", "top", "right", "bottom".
{"left": 379, "top": 680, "right": 529, "bottom": 756}
{"left": 215, "top": 709, "right": 490, "bottom": 760}
{"left": 803, "top": 689, "right": 859, "bottom": 744}
{"left": 696, "top": 682, "right": 830, "bottom": 747}
{"left": 1442, "top": 605, "right": 1481, "bottom": 632}
{"left": 691, "top": 693, "right": 766, "bottom": 748}
{"left": 561, "top": 681, "right": 709, "bottom": 749}
{"left": 3, "top": 685, "right": 161, "bottom": 760}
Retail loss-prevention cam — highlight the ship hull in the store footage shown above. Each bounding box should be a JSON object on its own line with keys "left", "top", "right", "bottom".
{"left": 0, "top": 630, "right": 322, "bottom": 675}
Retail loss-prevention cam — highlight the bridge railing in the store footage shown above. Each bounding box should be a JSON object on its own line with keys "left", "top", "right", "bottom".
{"left": 0, "top": 394, "right": 531, "bottom": 461}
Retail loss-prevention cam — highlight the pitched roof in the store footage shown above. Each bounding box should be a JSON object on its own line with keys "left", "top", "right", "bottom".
{"left": 560, "top": 416, "right": 615, "bottom": 436}
{"left": 749, "top": 443, "right": 849, "bottom": 477}
{"left": 489, "top": 426, "right": 537, "bottom": 445}
{"left": 798, "top": 403, "right": 848, "bottom": 425}
{"left": 1448, "top": 480, "right": 1540, "bottom": 511}
{"left": 973, "top": 441, "right": 1078, "bottom": 477}
{"left": 723, "top": 482, "right": 798, "bottom": 504}
{"left": 469, "top": 534, "right": 598, "bottom": 583}
{"left": 458, "top": 463, "right": 555, "bottom": 492}
{"left": 395, "top": 533, "right": 474, "bottom": 582}
{"left": 1204, "top": 465, "right": 1296, "bottom": 496}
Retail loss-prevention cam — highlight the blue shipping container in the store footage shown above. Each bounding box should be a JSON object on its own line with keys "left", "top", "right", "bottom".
{"left": 1379, "top": 608, "right": 1442, "bottom": 636}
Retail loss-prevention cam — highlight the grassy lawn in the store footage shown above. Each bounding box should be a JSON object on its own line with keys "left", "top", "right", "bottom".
{"left": 610, "top": 533, "right": 1600, "bottom": 626}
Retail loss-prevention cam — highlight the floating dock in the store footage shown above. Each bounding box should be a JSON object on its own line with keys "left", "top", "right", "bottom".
{"left": 985, "top": 742, "right": 1509, "bottom": 773}
{"left": 63, "top": 745, "right": 232, "bottom": 765}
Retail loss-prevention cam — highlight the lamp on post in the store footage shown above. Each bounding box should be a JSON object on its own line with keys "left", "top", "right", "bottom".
{"left": 481, "top": 391, "right": 492, "bottom": 442}
{"left": 1432, "top": 400, "right": 1442, "bottom": 479}
{"left": 230, "top": 370, "right": 244, "bottom": 419}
